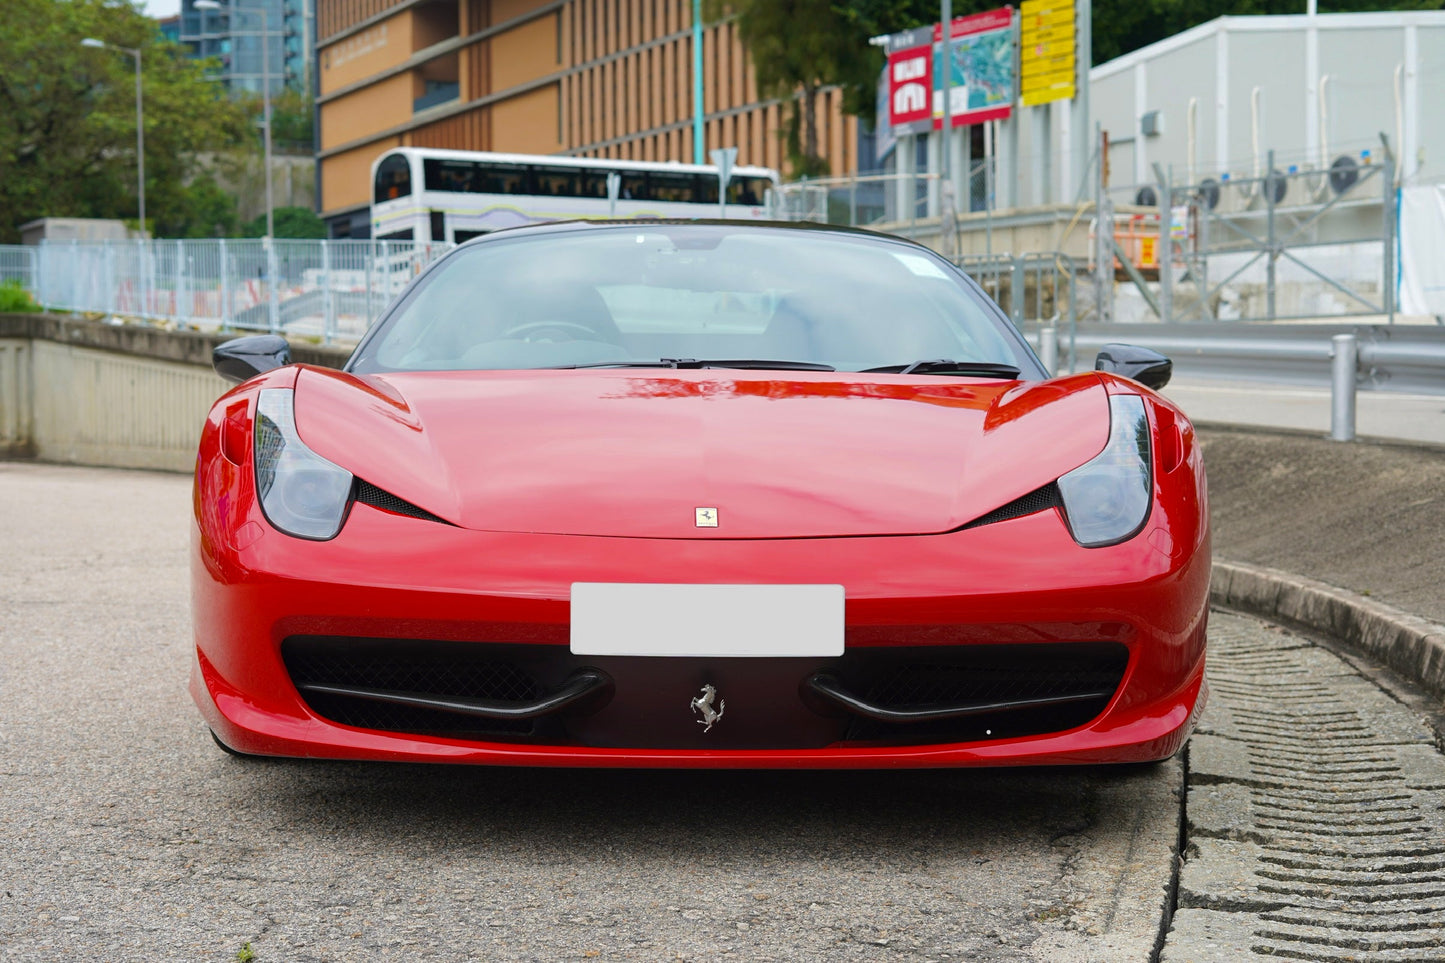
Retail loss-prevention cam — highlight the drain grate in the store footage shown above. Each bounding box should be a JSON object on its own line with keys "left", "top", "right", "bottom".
{"left": 1163, "top": 611, "right": 1445, "bottom": 962}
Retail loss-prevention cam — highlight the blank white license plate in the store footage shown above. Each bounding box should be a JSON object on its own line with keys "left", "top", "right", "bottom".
{"left": 570, "top": 583, "right": 845, "bottom": 658}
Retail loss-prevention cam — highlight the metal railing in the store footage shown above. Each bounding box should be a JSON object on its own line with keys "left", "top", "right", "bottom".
{"left": 771, "top": 171, "right": 945, "bottom": 231}
{"left": 0, "top": 246, "right": 37, "bottom": 291}
{"left": 6, "top": 238, "right": 454, "bottom": 344}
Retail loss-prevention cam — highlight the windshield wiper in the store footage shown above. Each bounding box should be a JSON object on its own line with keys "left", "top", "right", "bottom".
{"left": 862, "top": 359, "right": 1021, "bottom": 379}
{"left": 552, "top": 358, "right": 836, "bottom": 371}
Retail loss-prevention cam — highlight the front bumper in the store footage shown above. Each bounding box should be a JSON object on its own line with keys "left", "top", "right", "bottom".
{"left": 191, "top": 488, "right": 1210, "bottom": 768}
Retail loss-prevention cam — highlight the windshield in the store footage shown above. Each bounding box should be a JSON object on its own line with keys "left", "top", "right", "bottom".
{"left": 349, "top": 225, "right": 1036, "bottom": 376}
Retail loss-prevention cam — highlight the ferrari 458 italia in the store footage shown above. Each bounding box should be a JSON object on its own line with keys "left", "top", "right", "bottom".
{"left": 191, "top": 220, "right": 1209, "bottom": 767}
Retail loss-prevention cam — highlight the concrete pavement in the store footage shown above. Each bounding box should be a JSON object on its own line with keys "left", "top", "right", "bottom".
{"left": 0, "top": 461, "right": 1181, "bottom": 963}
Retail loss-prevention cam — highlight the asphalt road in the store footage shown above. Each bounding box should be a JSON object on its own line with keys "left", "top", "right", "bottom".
{"left": 0, "top": 462, "right": 1180, "bottom": 962}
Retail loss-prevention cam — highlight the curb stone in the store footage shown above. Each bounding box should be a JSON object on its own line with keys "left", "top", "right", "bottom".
{"left": 1210, "top": 559, "right": 1445, "bottom": 706}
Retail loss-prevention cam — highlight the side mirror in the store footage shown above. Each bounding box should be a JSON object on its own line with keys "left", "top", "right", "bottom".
{"left": 1094, "top": 343, "right": 1172, "bottom": 390}
{"left": 213, "top": 335, "right": 292, "bottom": 385}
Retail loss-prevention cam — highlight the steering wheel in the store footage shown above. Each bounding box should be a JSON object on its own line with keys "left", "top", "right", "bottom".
{"left": 501, "top": 320, "right": 602, "bottom": 343}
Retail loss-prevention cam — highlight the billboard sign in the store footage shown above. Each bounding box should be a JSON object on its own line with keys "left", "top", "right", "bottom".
{"left": 1020, "top": 0, "right": 1076, "bottom": 107}
{"left": 887, "top": 44, "right": 933, "bottom": 128}
{"left": 885, "top": 8, "right": 1015, "bottom": 134}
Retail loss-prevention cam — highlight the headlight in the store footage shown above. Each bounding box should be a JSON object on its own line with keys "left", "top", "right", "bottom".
{"left": 254, "top": 388, "right": 354, "bottom": 540}
{"left": 1058, "top": 394, "right": 1152, "bottom": 547}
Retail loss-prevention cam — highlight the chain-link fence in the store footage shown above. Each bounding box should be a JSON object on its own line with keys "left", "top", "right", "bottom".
{"left": 1, "top": 238, "right": 453, "bottom": 344}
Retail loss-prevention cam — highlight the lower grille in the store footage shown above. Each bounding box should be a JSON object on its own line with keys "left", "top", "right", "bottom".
{"left": 832, "top": 643, "right": 1130, "bottom": 743}
{"left": 282, "top": 636, "right": 544, "bottom": 737}
{"left": 280, "top": 636, "right": 1130, "bottom": 748}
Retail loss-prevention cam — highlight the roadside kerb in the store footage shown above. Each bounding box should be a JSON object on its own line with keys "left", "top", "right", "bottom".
{"left": 1212, "top": 558, "right": 1445, "bottom": 705}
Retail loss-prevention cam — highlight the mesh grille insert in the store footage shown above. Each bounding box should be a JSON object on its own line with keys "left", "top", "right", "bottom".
{"left": 355, "top": 480, "right": 449, "bottom": 524}
{"left": 961, "top": 482, "right": 1063, "bottom": 530}
{"left": 839, "top": 641, "right": 1129, "bottom": 743}
{"left": 282, "top": 637, "right": 540, "bottom": 737}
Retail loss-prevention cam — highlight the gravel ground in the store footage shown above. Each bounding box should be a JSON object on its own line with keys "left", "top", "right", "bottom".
{"left": 0, "top": 461, "right": 1179, "bottom": 962}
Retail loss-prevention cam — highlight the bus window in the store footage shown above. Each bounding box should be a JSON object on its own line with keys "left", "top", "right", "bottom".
{"left": 378, "top": 228, "right": 414, "bottom": 241}
{"left": 695, "top": 176, "right": 720, "bottom": 204}
{"left": 577, "top": 171, "right": 608, "bottom": 198}
{"left": 728, "top": 176, "right": 771, "bottom": 206}
{"left": 650, "top": 171, "right": 697, "bottom": 203}
{"left": 477, "top": 164, "right": 531, "bottom": 194}
{"left": 374, "top": 154, "right": 413, "bottom": 203}
{"left": 532, "top": 167, "right": 584, "bottom": 197}
{"left": 619, "top": 172, "right": 650, "bottom": 201}
{"left": 425, "top": 159, "right": 481, "bottom": 193}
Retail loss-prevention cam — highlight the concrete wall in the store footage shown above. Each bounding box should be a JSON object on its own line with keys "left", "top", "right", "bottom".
{"left": 0, "top": 315, "right": 348, "bottom": 473}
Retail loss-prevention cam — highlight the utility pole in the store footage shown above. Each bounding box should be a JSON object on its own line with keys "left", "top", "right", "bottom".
{"left": 1072, "top": 0, "right": 1091, "bottom": 202}
{"left": 693, "top": 0, "right": 704, "bottom": 164}
{"left": 940, "top": 0, "right": 952, "bottom": 194}
{"left": 80, "top": 39, "right": 145, "bottom": 236}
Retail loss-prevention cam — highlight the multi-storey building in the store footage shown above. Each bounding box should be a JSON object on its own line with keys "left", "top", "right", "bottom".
{"left": 315, "top": 0, "right": 861, "bottom": 237}
{"left": 180, "top": 0, "right": 316, "bottom": 97}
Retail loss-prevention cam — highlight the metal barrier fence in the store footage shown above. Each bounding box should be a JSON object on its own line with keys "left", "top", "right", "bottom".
{"left": 772, "top": 170, "right": 949, "bottom": 232}
{"left": 0, "top": 246, "right": 36, "bottom": 291}
{"left": 6, "top": 238, "right": 453, "bottom": 344}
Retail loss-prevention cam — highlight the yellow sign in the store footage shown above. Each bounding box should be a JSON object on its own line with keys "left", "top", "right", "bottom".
{"left": 1138, "top": 236, "right": 1158, "bottom": 267}
{"left": 1021, "top": 41, "right": 1074, "bottom": 61}
{"left": 1021, "top": 83, "right": 1075, "bottom": 107}
{"left": 1022, "top": 77, "right": 1075, "bottom": 99}
{"left": 1021, "top": 6, "right": 1075, "bottom": 29}
{"left": 1022, "top": 54, "right": 1075, "bottom": 77}
{"left": 1021, "top": 23, "right": 1075, "bottom": 45}
{"left": 1018, "top": 0, "right": 1075, "bottom": 106}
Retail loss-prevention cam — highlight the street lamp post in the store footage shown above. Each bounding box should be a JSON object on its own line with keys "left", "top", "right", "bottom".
{"left": 195, "top": 0, "right": 273, "bottom": 238}
{"left": 80, "top": 38, "right": 145, "bottom": 237}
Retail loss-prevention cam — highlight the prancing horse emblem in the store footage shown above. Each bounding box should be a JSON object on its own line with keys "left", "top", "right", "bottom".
{"left": 690, "top": 684, "right": 726, "bottom": 733}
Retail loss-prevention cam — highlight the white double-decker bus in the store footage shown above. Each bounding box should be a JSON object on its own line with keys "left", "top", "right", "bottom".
{"left": 370, "top": 147, "right": 780, "bottom": 243}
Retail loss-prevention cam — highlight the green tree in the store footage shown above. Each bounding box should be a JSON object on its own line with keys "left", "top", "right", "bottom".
{"left": 166, "top": 173, "right": 241, "bottom": 238}
{"left": 242, "top": 205, "right": 326, "bottom": 239}
{"left": 0, "top": 0, "right": 251, "bottom": 241}
{"left": 240, "top": 88, "right": 315, "bottom": 156}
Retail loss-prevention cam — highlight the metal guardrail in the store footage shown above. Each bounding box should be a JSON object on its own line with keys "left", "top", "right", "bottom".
{"left": 1031, "top": 322, "right": 1445, "bottom": 396}
{"left": 1022, "top": 323, "right": 1445, "bottom": 441}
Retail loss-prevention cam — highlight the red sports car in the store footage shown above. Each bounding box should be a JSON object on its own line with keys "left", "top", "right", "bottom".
{"left": 191, "top": 220, "right": 1209, "bottom": 767}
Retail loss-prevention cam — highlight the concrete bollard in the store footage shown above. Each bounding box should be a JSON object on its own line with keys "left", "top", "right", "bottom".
{"left": 1330, "top": 333, "right": 1357, "bottom": 442}
{"left": 1039, "top": 326, "right": 1058, "bottom": 377}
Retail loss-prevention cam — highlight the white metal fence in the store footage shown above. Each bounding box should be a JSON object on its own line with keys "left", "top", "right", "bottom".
{"left": 0, "top": 246, "right": 37, "bottom": 291}
{"left": 1, "top": 238, "right": 454, "bottom": 344}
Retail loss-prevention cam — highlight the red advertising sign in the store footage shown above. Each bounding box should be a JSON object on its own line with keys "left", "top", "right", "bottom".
{"left": 887, "top": 45, "right": 933, "bottom": 128}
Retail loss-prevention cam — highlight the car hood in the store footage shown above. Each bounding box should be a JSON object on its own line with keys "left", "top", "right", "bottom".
{"left": 293, "top": 367, "right": 1111, "bottom": 539}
